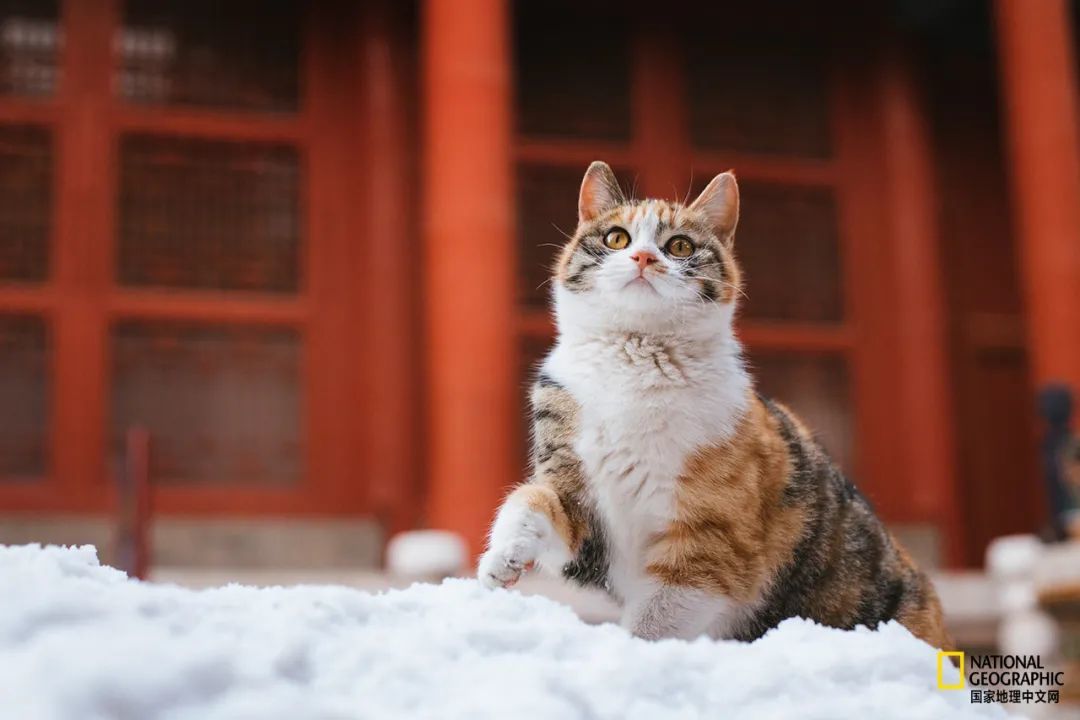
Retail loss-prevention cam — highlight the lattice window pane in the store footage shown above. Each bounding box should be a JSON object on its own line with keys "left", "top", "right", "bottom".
{"left": 118, "top": 135, "right": 301, "bottom": 293}
{"left": 723, "top": 181, "right": 843, "bottom": 323}
{"left": 515, "top": 2, "right": 631, "bottom": 141}
{"left": 687, "top": 30, "right": 831, "bottom": 158}
{"left": 0, "top": 124, "right": 50, "bottom": 282}
{"left": 0, "top": 0, "right": 60, "bottom": 97}
{"left": 118, "top": 0, "right": 300, "bottom": 112}
{"left": 752, "top": 352, "right": 853, "bottom": 473}
{"left": 111, "top": 323, "right": 302, "bottom": 486}
{"left": 0, "top": 315, "right": 48, "bottom": 479}
{"left": 517, "top": 163, "right": 636, "bottom": 309}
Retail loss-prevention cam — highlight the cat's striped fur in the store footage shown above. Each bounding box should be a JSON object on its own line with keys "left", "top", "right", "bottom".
{"left": 478, "top": 162, "right": 950, "bottom": 648}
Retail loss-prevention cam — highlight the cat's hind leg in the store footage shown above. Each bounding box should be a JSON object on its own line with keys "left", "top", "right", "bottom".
{"left": 621, "top": 582, "right": 736, "bottom": 640}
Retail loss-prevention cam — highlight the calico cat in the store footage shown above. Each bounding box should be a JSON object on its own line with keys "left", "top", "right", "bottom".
{"left": 477, "top": 161, "right": 951, "bottom": 648}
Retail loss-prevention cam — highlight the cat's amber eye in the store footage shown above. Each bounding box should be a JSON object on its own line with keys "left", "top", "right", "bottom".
{"left": 665, "top": 236, "right": 694, "bottom": 258}
{"left": 603, "top": 228, "right": 631, "bottom": 250}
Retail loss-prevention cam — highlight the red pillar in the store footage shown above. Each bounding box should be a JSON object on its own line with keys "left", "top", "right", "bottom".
{"left": 357, "top": 2, "right": 420, "bottom": 539}
{"left": 53, "top": 0, "right": 116, "bottom": 508}
{"left": 878, "top": 48, "right": 964, "bottom": 566}
{"left": 996, "top": 0, "right": 1080, "bottom": 395}
{"left": 422, "top": 0, "right": 516, "bottom": 559}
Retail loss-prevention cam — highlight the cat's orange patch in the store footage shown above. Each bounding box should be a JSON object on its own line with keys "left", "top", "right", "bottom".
{"left": 515, "top": 484, "right": 576, "bottom": 553}
{"left": 647, "top": 395, "right": 950, "bottom": 649}
{"left": 647, "top": 394, "right": 806, "bottom": 602}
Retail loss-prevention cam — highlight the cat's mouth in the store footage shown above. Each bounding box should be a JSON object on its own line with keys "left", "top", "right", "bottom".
{"left": 624, "top": 276, "right": 658, "bottom": 293}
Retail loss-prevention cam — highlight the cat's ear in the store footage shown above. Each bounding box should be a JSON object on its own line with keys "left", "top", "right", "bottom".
{"left": 690, "top": 171, "right": 739, "bottom": 245}
{"left": 578, "top": 161, "right": 625, "bottom": 224}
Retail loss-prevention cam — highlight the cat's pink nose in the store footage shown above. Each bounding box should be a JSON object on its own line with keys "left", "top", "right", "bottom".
{"left": 630, "top": 250, "right": 657, "bottom": 271}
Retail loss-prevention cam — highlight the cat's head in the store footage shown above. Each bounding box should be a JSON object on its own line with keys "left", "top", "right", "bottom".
{"left": 553, "top": 161, "right": 742, "bottom": 335}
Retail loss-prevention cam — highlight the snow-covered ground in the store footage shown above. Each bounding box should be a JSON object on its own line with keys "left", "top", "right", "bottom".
{"left": 0, "top": 545, "right": 1012, "bottom": 720}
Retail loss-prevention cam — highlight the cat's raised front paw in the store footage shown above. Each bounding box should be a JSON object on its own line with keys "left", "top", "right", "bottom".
{"left": 477, "top": 500, "right": 552, "bottom": 589}
{"left": 477, "top": 543, "right": 536, "bottom": 589}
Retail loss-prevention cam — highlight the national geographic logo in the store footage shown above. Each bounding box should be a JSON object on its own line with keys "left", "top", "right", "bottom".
{"left": 937, "top": 651, "right": 1065, "bottom": 706}
{"left": 937, "top": 651, "right": 964, "bottom": 690}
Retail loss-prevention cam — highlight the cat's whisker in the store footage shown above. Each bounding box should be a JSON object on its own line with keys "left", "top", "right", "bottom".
{"left": 721, "top": 281, "right": 749, "bottom": 302}
{"left": 690, "top": 288, "right": 714, "bottom": 306}
{"left": 681, "top": 272, "right": 749, "bottom": 303}
{"left": 550, "top": 223, "right": 574, "bottom": 242}
{"left": 535, "top": 276, "right": 556, "bottom": 292}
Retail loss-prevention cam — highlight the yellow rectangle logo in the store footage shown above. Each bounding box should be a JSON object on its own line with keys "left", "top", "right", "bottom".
{"left": 937, "top": 651, "right": 965, "bottom": 690}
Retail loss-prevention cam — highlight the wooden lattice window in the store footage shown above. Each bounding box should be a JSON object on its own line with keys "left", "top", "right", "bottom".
{"left": 118, "top": 136, "right": 301, "bottom": 293}
{"left": 0, "top": 124, "right": 51, "bottom": 282}
{"left": 111, "top": 323, "right": 302, "bottom": 486}
{"left": 106, "top": 2, "right": 307, "bottom": 493}
{"left": 0, "top": 315, "right": 48, "bottom": 480}
{"left": 0, "top": 0, "right": 56, "bottom": 487}
{"left": 686, "top": 32, "right": 832, "bottom": 159}
{"left": 730, "top": 183, "right": 843, "bottom": 323}
{"left": 0, "top": 0, "right": 381, "bottom": 516}
{"left": 0, "top": 0, "right": 60, "bottom": 97}
{"left": 118, "top": 0, "right": 300, "bottom": 112}
{"left": 514, "top": 2, "right": 631, "bottom": 142}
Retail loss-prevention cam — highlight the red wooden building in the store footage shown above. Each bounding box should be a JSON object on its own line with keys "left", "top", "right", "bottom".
{"left": 1, "top": 0, "right": 1078, "bottom": 569}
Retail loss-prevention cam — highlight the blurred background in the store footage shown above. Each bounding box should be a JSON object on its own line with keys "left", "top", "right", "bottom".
{"left": 1, "top": 0, "right": 1080, "bottom": 683}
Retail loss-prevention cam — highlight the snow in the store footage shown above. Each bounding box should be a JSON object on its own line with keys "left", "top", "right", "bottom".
{"left": 385, "top": 530, "right": 467, "bottom": 580}
{"left": 0, "top": 544, "right": 1013, "bottom": 720}
{"left": 987, "top": 534, "right": 1044, "bottom": 583}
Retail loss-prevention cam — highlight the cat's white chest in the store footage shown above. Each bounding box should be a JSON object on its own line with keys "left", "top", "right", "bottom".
{"left": 543, "top": 333, "right": 748, "bottom": 602}
{"left": 575, "top": 399, "right": 684, "bottom": 598}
